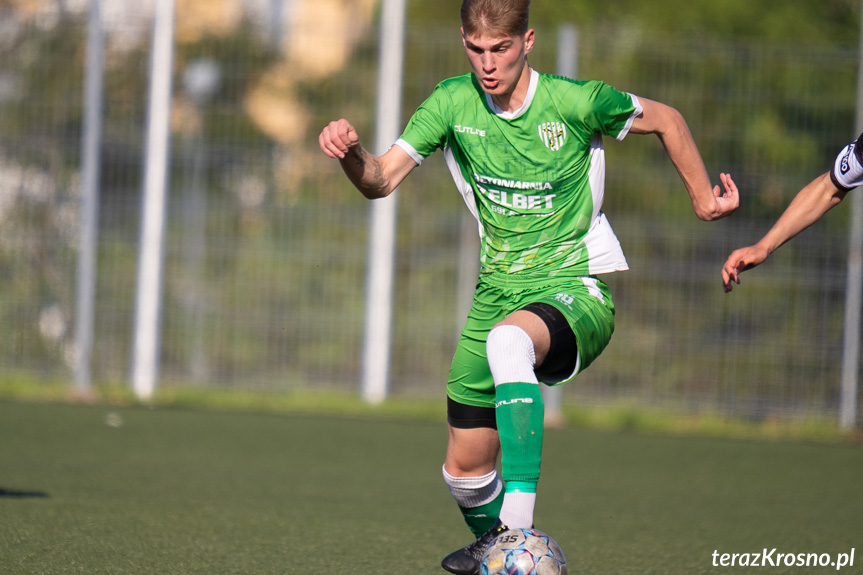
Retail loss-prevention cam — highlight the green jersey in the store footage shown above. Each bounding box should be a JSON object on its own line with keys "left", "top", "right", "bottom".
{"left": 396, "top": 69, "right": 641, "bottom": 276}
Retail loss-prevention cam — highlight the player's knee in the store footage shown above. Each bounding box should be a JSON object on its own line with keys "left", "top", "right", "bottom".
{"left": 486, "top": 325, "right": 538, "bottom": 385}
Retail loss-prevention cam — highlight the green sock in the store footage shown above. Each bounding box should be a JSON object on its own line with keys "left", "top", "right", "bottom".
{"left": 459, "top": 490, "right": 504, "bottom": 537}
{"left": 495, "top": 382, "right": 544, "bottom": 484}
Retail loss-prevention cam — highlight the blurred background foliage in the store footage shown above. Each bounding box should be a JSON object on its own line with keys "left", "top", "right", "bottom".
{"left": 413, "top": 0, "right": 861, "bottom": 47}
{"left": 0, "top": 0, "right": 860, "bottom": 431}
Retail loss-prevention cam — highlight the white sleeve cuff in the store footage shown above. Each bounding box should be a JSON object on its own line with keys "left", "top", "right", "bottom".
{"left": 394, "top": 138, "right": 424, "bottom": 166}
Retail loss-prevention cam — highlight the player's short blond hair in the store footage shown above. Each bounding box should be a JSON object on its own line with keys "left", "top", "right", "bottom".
{"left": 460, "top": 0, "right": 531, "bottom": 38}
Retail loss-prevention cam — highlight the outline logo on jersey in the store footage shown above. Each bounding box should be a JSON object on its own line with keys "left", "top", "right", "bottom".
{"left": 538, "top": 121, "right": 567, "bottom": 151}
{"left": 455, "top": 124, "right": 486, "bottom": 137}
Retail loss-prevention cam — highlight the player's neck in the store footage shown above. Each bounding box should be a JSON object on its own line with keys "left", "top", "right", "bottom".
{"left": 491, "top": 65, "right": 532, "bottom": 113}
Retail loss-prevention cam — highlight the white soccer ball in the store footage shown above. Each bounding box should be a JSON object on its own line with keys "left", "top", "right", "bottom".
{"left": 480, "top": 527, "right": 567, "bottom": 575}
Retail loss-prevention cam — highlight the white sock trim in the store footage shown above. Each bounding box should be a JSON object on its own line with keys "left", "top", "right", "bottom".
{"left": 486, "top": 325, "right": 538, "bottom": 386}
{"left": 442, "top": 465, "right": 503, "bottom": 508}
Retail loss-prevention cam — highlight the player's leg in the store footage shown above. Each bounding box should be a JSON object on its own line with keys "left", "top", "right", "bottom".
{"left": 487, "top": 277, "right": 614, "bottom": 528}
{"left": 444, "top": 339, "right": 504, "bottom": 538}
{"left": 443, "top": 417, "right": 502, "bottom": 536}
{"left": 441, "top": 416, "right": 508, "bottom": 575}
{"left": 441, "top": 309, "right": 557, "bottom": 575}
{"left": 442, "top": 278, "right": 614, "bottom": 574}
{"left": 487, "top": 309, "right": 552, "bottom": 530}
{"left": 442, "top": 276, "right": 509, "bottom": 537}
{"left": 441, "top": 283, "right": 508, "bottom": 574}
{"left": 491, "top": 280, "right": 615, "bottom": 533}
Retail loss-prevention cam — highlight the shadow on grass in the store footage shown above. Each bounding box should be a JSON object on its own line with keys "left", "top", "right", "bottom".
{"left": 0, "top": 487, "right": 49, "bottom": 498}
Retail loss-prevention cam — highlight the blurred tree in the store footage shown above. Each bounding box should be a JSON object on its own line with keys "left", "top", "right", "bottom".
{"left": 410, "top": 0, "right": 860, "bottom": 48}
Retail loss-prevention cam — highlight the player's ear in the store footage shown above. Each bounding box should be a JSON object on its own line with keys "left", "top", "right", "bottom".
{"left": 460, "top": 27, "right": 467, "bottom": 48}
{"left": 523, "top": 29, "right": 535, "bottom": 55}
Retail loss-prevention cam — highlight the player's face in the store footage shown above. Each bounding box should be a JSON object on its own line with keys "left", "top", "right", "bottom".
{"left": 461, "top": 29, "right": 534, "bottom": 103}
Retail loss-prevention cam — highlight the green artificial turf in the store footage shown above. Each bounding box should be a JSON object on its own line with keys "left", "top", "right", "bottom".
{"left": 1, "top": 400, "right": 860, "bottom": 574}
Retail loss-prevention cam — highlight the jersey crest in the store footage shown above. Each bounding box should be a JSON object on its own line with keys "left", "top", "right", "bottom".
{"left": 538, "top": 121, "right": 567, "bottom": 151}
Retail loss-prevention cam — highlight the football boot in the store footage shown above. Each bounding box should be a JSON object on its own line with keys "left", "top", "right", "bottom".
{"left": 440, "top": 518, "right": 508, "bottom": 575}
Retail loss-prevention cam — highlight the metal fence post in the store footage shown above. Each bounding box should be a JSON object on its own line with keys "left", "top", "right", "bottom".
{"left": 131, "top": 0, "right": 175, "bottom": 401}
{"left": 542, "top": 22, "right": 579, "bottom": 427}
{"left": 839, "top": 0, "right": 863, "bottom": 431}
{"left": 361, "top": 0, "right": 406, "bottom": 404}
{"left": 74, "top": 0, "right": 104, "bottom": 398}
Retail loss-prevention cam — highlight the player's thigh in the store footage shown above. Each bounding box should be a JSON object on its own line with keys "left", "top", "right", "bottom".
{"left": 529, "top": 277, "right": 615, "bottom": 384}
{"left": 494, "top": 308, "right": 552, "bottom": 366}
{"left": 446, "top": 282, "right": 508, "bottom": 409}
{"left": 447, "top": 330, "right": 495, "bottom": 408}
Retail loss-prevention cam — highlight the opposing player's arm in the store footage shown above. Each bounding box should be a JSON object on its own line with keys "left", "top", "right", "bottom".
{"left": 319, "top": 118, "right": 418, "bottom": 199}
{"left": 721, "top": 172, "right": 847, "bottom": 292}
{"left": 629, "top": 98, "right": 738, "bottom": 221}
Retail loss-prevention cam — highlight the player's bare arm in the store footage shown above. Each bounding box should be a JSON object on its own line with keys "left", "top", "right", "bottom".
{"left": 721, "top": 172, "right": 847, "bottom": 292}
{"left": 318, "top": 118, "right": 417, "bottom": 199}
{"left": 630, "top": 98, "right": 739, "bottom": 221}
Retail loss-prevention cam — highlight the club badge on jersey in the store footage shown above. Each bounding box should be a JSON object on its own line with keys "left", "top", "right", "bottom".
{"left": 538, "top": 121, "right": 567, "bottom": 152}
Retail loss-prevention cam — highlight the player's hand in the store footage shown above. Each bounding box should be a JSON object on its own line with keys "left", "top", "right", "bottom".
{"left": 721, "top": 245, "right": 769, "bottom": 292}
{"left": 319, "top": 119, "right": 360, "bottom": 159}
{"left": 710, "top": 172, "right": 740, "bottom": 220}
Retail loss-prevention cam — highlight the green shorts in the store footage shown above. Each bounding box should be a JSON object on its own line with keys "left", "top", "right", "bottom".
{"left": 447, "top": 272, "right": 616, "bottom": 409}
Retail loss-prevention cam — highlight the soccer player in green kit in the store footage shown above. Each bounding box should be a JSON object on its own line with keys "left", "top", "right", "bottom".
{"left": 319, "top": 1, "right": 739, "bottom": 573}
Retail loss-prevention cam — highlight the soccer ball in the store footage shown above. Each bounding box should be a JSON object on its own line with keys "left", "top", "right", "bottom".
{"left": 480, "top": 527, "right": 567, "bottom": 575}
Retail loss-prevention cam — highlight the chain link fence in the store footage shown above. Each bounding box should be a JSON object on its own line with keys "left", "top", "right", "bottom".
{"left": 0, "top": 3, "right": 859, "bottom": 426}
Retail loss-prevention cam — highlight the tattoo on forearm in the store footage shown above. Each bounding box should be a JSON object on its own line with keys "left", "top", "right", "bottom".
{"left": 373, "top": 161, "right": 383, "bottom": 183}
{"left": 349, "top": 148, "right": 386, "bottom": 191}
{"left": 359, "top": 149, "right": 384, "bottom": 185}
{"left": 352, "top": 149, "right": 367, "bottom": 169}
